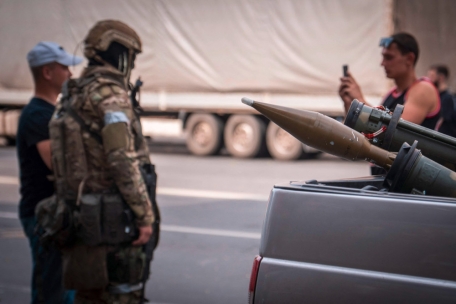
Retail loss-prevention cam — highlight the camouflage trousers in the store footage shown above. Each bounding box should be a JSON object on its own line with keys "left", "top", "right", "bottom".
{"left": 74, "top": 288, "right": 142, "bottom": 304}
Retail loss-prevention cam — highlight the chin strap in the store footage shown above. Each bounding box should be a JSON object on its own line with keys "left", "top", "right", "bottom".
{"left": 91, "top": 48, "right": 135, "bottom": 83}
{"left": 124, "top": 50, "right": 135, "bottom": 82}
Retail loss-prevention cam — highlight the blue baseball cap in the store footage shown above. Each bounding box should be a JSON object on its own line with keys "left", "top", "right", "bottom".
{"left": 27, "top": 41, "right": 83, "bottom": 68}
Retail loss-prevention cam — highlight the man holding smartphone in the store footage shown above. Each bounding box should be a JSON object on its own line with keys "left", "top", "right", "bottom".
{"left": 339, "top": 32, "right": 440, "bottom": 130}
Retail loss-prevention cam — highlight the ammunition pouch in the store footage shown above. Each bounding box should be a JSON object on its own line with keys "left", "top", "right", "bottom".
{"left": 78, "top": 193, "right": 138, "bottom": 246}
{"left": 35, "top": 195, "right": 76, "bottom": 249}
{"left": 107, "top": 246, "right": 146, "bottom": 285}
{"left": 62, "top": 193, "right": 142, "bottom": 290}
{"left": 78, "top": 194, "right": 102, "bottom": 246}
{"left": 62, "top": 240, "right": 147, "bottom": 291}
{"left": 62, "top": 242, "right": 109, "bottom": 290}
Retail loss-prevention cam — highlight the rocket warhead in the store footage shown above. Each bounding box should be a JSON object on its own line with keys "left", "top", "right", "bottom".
{"left": 241, "top": 97, "right": 254, "bottom": 106}
{"left": 242, "top": 97, "right": 395, "bottom": 170}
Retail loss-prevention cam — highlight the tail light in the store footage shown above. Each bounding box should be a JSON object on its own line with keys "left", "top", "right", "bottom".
{"left": 248, "top": 255, "right": 262, "bottom": 304}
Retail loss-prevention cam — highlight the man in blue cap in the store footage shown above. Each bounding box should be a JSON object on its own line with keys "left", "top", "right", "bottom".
{"left": 17, "top": 41, "right": 82, "bottom": 303}
{"left": 339, "top": 33, "right": 440, "bottom": 129}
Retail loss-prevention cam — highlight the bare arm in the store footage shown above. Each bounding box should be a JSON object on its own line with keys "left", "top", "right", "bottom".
{"left": 36, "top": 140, "right": 52, "bottom": 170}
{"left": 401, "top": 82, "right": 439, "bottom": 125}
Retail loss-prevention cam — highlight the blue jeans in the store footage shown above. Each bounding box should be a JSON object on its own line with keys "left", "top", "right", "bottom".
{"left": 20, "top": 216, "right": 75, "bottom": 304}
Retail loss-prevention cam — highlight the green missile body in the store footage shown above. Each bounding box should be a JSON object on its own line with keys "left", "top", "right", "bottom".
{"left": 345, "top": 99, "right": 456, "bottom": 171}
{"left": 241, "top": 97, "right": 395, "bottom": 170}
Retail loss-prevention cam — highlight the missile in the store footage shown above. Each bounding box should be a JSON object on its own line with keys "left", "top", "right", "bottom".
{"left": 345, "top": 99, "right": 456, "bottom": 171}
{"left": 242, "top": 97, "right": 456, "bottom": 198}
{"left": 241, "top": 97, "right": 396, "bottom": 170}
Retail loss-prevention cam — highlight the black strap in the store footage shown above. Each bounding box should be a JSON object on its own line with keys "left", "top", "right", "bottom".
{"left": 66, "top": 106, "right": 103, "bottom": 144}
{"left": 60, "top": 79, "right": 103, "bottom": 145}
{"left": 381, "top": 104, "right": 403, "bottom": 151}
{"left": 35, "top": 249, "right": 45, "bottom": 304}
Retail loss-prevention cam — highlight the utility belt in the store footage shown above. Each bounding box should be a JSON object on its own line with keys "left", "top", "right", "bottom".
{"left": 67, "top": 165, "right": 158, "bottom": 293}
{"left": 35, "top": 164, "right": 159, "bottom": 293}
{"left": 62, "top": 192, "right": 144, "bottom": 291}
{"left": 75, "top": 164, "right": 158, "bottom": 248}
{"left": 35, "top": 191, "right": 137, "bottom": 248}
{"left": 78, "top": 192, "right": 137, "bottom": 246}
{"left": 35, "top": 190, "right": 144, "bottom": 290}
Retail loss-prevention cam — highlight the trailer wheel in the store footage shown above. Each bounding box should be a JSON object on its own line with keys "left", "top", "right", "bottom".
{"left": 224, "top": 115, "right": 266, "bottom": 158}
{"left": 185, "top": 114, "right": 224, "bottom": 156}
{"left": 266, "top": 122, "right": 303, "bottom": 160}
{"left": 4, "top": 110, "right": 21, "bottom": 138}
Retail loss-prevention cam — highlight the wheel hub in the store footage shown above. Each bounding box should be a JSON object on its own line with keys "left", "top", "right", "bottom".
{"left": 192, "top": 122, "right": 212, "bottom": 146}
{"left": 274, "top": 128, "right": 297, "bottom": 153}
{"left": 232, "top": 123, "right": 254, "bottom": 152}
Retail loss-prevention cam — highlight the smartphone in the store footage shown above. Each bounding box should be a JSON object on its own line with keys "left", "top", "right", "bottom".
{"left": 343, "top": 65, "right": 349, "bottom": 77}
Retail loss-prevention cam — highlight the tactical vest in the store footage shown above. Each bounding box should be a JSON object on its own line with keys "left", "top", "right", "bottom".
{"left": 44, "top": 73, "right": 160, "bottom": 292}
{"left": 48, "top": 74, "right": 159, "bottom": 247}
{"left": 50, "top": 77, "right": 91, "bottom": 200}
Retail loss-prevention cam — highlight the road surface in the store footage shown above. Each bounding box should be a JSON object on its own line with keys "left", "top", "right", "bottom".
{"left": 0, "top": 143, "right": 369, "bottom": 303}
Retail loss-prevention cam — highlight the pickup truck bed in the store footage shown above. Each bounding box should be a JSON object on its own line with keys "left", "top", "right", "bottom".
{"left": 251, "top": 177, "right": 456, "bottom": 303}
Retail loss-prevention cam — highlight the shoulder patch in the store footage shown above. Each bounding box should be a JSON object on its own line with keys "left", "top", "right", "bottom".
{"left": 111, "top": 85, "right": 123, "bottom": 94}
{"left": 99, "top": 86, "right": 112, "bottom": 98}
{"left": 104, "top": 111, "right": 130, "bottom": 125}
{"left": 90, "top": 92, "right": 103, "bottom": 103}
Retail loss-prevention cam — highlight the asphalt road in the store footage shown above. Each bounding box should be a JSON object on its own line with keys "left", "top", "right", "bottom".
{"left": 0, "top": 143, "right": 369, "bottom": 304}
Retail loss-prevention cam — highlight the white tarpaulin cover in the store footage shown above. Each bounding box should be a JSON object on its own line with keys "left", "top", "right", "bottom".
{"left": 0, "top": 0, "right": 390, "bottom": 96}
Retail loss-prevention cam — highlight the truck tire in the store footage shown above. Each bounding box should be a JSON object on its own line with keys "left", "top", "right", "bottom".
{"left": 266, "top": 122, "right": 303, "bottom": 160}
{"left": 185, "top": 114, "right": 224, "bottom": 156}
{"left": 0, "top": 110, "right": 4, "bottom": 138}
{"left": 4, "top": 110, "right": 21, "bottom": 138}
{"left": 224, "top": 115, "right": 266, "bottom": 158}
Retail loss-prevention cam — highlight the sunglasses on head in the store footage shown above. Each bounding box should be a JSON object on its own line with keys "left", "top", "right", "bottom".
{"left": 379, "top": 37, "right": 394, "bottom": 48}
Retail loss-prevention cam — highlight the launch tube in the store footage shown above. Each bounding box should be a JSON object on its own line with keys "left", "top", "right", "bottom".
{"left": 384, "top": 141, "right": 456, "bottom": 198}
{"left": 345, "top": 99, "right": 456, "bottom": 170}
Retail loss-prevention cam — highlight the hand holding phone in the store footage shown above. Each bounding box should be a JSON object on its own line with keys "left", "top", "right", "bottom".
{"left": 343, "top": 65, "right": 349, "bottom": 77}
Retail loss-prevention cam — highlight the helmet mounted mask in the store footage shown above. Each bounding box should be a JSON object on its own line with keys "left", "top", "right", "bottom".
{"left": 84, "top": 20, "right": 142, "bottom": 82}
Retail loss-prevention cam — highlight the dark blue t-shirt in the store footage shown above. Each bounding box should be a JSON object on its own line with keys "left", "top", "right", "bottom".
{"left": 437, "top": 90, "right": 456, "bottom": 137}
{"left": 16, "top": 97, "right": 55, "bottom": 218}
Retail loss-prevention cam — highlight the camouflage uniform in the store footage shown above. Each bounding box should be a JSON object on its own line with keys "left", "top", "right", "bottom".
{"left": 49, "top": 20, "right": 158, "bottom": 304}
{"left": 50, "top": 66, "right": 155, "bottom": 303}
{"left": 50, "top": 64, "right": 156, "bottom": 304}
{"left": 65, "top": 65, "right": 153, "bottom": 226}
{"left": 47, "top": 20, "right": 160, "bottom": 304}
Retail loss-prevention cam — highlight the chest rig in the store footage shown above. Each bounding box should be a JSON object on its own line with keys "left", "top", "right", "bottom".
{"left": 49, "top": 75, "right": 138, "bottom": 244}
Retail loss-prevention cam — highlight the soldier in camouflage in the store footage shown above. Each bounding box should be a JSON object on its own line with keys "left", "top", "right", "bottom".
{"left": 48, "top": 20, "right": 158, "bottom": 304}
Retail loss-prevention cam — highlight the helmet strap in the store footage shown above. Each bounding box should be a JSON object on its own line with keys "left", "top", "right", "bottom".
{"left": 124, "top": 49, "right": 135, "bottom": 83}
{"left": 92, "top": 53, "right": 112, "bottom": 67}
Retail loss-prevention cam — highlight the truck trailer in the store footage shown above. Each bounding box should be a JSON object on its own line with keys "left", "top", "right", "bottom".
{"left": 0, "top": 0, "right": 454, "bottom": 159}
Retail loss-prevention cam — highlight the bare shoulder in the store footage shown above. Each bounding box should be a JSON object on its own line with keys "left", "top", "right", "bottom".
{"left": 410, "top": 81, "right": 436, "bottom": 95}
{"left": 407, "top": 81, "right": 438, "bottom": 108}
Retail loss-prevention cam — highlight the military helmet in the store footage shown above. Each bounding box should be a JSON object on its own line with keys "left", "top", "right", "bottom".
{"left": 84, "top": 20, "right": 142, "bottom": 59}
